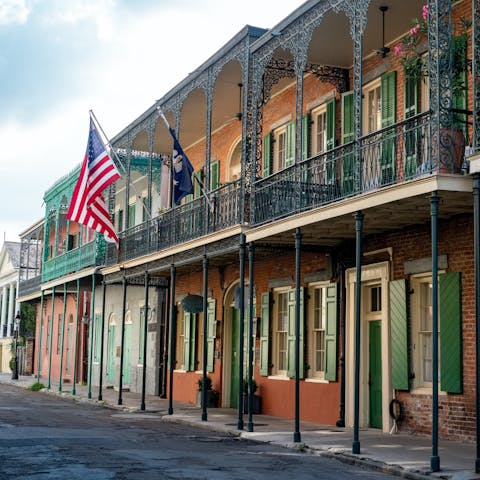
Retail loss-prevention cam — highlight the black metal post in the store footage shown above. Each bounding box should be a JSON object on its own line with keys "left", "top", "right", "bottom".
{"left": 141, "top": 271, "right": 150, "bottom": 411}
{"left": 247, "top": 241, "right": 255, "bottom": 432}
{"left": 12, "top": 312, "right": 20, "bottom": 380}
{"left": 294, "top": 228, "right": 302, "bottom": 443}
{"left": 352, "top": 211, "right": 363, "bottom": 454}
{"left": 118, "top": 276, "right": 127, "bottom": 406}
{"left": 72, "top": 279, "right": 80, "bottom": 395}
{"left": 201, "top": 254, "right": 209, "bottom": 422}
{"left": 475, "top": 174, "right": 480, "bottom": 473}
{"left": 431, "top": 192, "right": 440, "bottom": 472}
{"left": 168, "top": 264, "right": 176, "bottom": 415}
{"left": 238, "top": 234, "right": 246, "bottom": 430}
{"left": 98, "top": 281, "right": 107, "bottom": 401}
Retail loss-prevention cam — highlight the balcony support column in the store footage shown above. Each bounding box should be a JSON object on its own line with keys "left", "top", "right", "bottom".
{"left": 201, "top": 253, "right": 209, "bottom": 422}
{"left": 36, "top": 291, "right": 45, "bottom": 382}
{"left": 474, "top": 174, "right": 480, "bottom": 473}
{"left": 473, "top": 0, "right": 480, "bottom": 151}
{"left": 168, "top": 263, "right": 176, "bottom": 415}
{"left": 124, "top": 146, "right": 132, "bottom": 231}
{"left": 352, "top": 211, "right": 364, "bottom": 455}
{"left": 118, "top": 276, "right": 127, "bottom": 405}
{"left": 237, "top": 234, "right": 246, "bottom": 430}
{"left": 72, "top": 279, "right": 80, "bottom": 395}
{"left": 430, "top": 192, "right": 440, "bottom": 472}
{"left": 247, "top": 241, "right": 255, "bottom": 433}
{"left": 98, "top": 280, "right": 107, "bottom": 401}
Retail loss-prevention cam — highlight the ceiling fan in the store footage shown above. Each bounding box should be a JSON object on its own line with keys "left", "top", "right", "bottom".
{"left": 375, "top": 5, "right": 391, "bottom": 58}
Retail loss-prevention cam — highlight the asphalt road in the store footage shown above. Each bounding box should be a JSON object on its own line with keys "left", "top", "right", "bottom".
{"left": 0, "top": 384, "right": 399, "bottom": 480}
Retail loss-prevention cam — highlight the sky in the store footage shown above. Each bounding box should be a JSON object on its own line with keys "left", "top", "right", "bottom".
{"left": 0, "top": 0, "right": 303, "bottom": 249}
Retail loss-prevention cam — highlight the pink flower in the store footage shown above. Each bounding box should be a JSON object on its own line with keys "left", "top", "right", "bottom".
{"left": 409, "top": 24, "right": 421, "bottom": 36}
{"left": 422, "top": 4, "right": 428, "bottom": 20}
{"left": 394, "top": 44, "right": 404, "bottom": 56}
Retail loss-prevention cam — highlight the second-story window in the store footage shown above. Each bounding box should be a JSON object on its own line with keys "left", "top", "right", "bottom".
{"left": 273, "top": 126, "right": 287, "bottom": 172}
{"left": 312, "top": 106, "right": 327, "bottom": 155}
{"left": 363, "top": 79, "right": 382, "bottom": 134}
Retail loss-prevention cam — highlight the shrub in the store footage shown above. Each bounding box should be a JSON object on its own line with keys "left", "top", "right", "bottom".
{"left": 27, "top": 382, "right": 45, "bottom": 392}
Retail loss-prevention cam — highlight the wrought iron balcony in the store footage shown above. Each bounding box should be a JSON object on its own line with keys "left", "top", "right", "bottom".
{"left": 106, "top": 179, "right": 242, "bottom": 266}
{"left": 18, "top": 275, "right": 42, "bottom": 298}
{"left": 252, "top": 112, "right": 465, "bottom": 225}
{"left": 42, "top": 240, "right": 104, "bottom": 283}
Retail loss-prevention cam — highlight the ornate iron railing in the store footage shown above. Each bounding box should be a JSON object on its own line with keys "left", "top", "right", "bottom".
{"left": 18, "top": 275, "right": 42, "bottom": 298}
{"left": 42, "top": 241, "right": 103, "bottom": 282}
{"left": 107, "top": 179, "right": 242, "bottom": 265}
{"left": 252, "top": 112, "right": 464, "bottom": 225}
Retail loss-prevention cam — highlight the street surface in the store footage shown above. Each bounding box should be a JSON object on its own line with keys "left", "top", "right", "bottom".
{"left": 0, "top": 384, "right": 399, "bottom": 479}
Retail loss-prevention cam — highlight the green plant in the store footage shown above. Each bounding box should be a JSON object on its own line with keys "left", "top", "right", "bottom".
{"left": 27, "top": 382, "right": 45, "bottom": 391}
{"left": 198, "top": 376, "right": 212, "bottom": 391}
{"left": 242, "top": 378, "right": 257, "bottom": 396}
{"left": 8, "top": 357, "right": 14, "bottom": 372}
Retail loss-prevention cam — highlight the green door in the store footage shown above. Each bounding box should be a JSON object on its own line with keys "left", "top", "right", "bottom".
{"left": 123, "top": 323, "right": 132, "bottom": 385}
{"left": 369, "top": 320, "right": 382, "bottom": 428}
{"left": 107, "top": 324, "right": 116, "bottom": 383}
{"left": 230, "top": 308, "right": 240, "bottom": 408}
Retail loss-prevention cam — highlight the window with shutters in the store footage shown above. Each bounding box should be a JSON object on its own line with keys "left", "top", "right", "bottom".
{"left": 411, "top": 275, "right": 438, "bottom": 389}
{"left": 273, "top": 126, "right": 287, "bottom": 173}
{"left": 308, "top": 284, "right": 327, "bottom": 379}
{"left": 272, "top": 289, "right": 289, "bottom": 376}
{"left": 312, "top": 105, "right": 327, "bottom": 155}
{"left": 363, "top": 79, "right": 382, "bottom": 134}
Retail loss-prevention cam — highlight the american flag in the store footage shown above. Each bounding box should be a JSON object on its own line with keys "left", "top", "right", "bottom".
{"left": 67, "top": 119, "right": 121, "bottom": 245}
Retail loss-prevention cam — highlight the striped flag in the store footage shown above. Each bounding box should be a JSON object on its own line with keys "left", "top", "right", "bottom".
{"left": 67, "top": 118, "right": 121, "bottom": 245}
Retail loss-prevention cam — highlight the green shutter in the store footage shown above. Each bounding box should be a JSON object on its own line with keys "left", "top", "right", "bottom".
{"left": 404, "top": 77, "right": 419, "bottom": 179}
{"left": 210, "top": 161, "right": 219, "bottom": 190}
{"left": 440, "top": 272, "right": 462, "bottom": 393}
{"left": 206, "top": 300, "right": 216, "bottom": 373}
{"left": 263, "top": 133, "right": 272, "bottom": 177}
{"left": 128, "top": 203, "right": 136, "bottom": 228}
{"left": 195, "top": 169, "right": 204, "bottom": 198}
{"left": 380, "top": 71, "right": 397, "bottom": 184}
{"left": 390, "top": 279, "right": 409, "bottom": 390}
{"left": 287, "top": 288, "right": 304, "bottom": 379}
{"left": 183, "top": 311, "right": 191, "bottom": 371}
{"left": 260, "top": 292, "right": 270, "bottom": 376}
{"left": 341, "top": 91, "right": 354, "bottom": 195}
{"left": 302, "top": 114, "right": 310, "bottom": 161}
{"left": 324, "top": 283, "right": 338, "bottom": 381}
{"left": 326, "top": 98, "right": 336, "bottom": 151}
{"left": 190, "top": 314, "right": 196, "bottom": 371}
{"left": 285, "top": 121, "right": 296, "bottom": 167}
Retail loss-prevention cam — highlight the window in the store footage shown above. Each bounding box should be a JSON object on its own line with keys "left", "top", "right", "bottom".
{"left": 312, "top": 105, "right": 327, "bottom": 155}
{"left": 128, "top": 203, "right": 136, "bottom": 229}
{"left": 363, "top": 79, "right": 382, "bottom": 134}
{"left": 411, "top": 276, "right": 434, "bottom": 387}
{"left": 309, "top": 285, "right": 326, "bottom": 379}
{"left": 273, "top": 126, "right": 287, "bottom": 173}
{"left": 273, "top": 290, "right": 289, "bottom": 376}
{"left": 369, "top": 285, "right": 382, "bottom": 313}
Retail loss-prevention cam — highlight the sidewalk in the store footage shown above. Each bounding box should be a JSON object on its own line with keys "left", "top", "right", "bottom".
{"left": 1, "top": 373, "right": 479, "bottom": 480}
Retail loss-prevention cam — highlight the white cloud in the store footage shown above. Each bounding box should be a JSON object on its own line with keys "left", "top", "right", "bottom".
{"left": 0, "top": 0, "right": 30, "bottom": 25}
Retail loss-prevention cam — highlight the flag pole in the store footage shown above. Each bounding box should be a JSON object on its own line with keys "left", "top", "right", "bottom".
{"left": 156, "top": 106, "right": 214, "bottom": 212}
{"left": 89, "top": 110, "right": 153, "bottom": 221}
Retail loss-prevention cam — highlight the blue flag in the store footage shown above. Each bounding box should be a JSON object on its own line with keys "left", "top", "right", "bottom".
{"left": 169, "top": 127, "right": 194, "bottom": 205}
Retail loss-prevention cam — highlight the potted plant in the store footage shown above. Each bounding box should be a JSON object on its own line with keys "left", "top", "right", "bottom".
{"left": 242, "top": 378, "right": 262, "bottom": 414}
{"left": 197, "top": 376, "right": 219, "bottom": 408}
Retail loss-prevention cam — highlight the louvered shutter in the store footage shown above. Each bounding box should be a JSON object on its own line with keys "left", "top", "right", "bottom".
{"left": 324, "top": 283, "right": 338, "bottom": 381}
{"left": 260, "top": 292, "right": 270, "bottom": 376}
{"left": 390, "top": 279, "right": 409, "bottom": 390}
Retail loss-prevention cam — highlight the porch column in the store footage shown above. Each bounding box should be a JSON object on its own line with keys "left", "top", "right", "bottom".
{"left": 474, "top": 174, "right": 480, "bottom": 473}
{"left": 141, "top": 271, "right": 150, "bottom": 411}
{"left": 247, "top": 241, "right": 255, "bottom": 432}
{"left": 7, "top": 282, "right": 15, "bottom": 337}
{"left": 352, "top": 211, "right": 364, "bottom": 454}
{"left": 118, "top": 276, "right": 127, "bottom": 406}
{"left": 47, "top": 286, "right": 55, "bottom": 390}
{"left": 87, "top": 274, "right": 97, "bottom": 399}
{"left": 72, "top": 279, "right": 80, "bottom": 395}
{"left": 58, "top": 283, "right": 67, "bottom": 392}
{"left": 473, "top": 0, "right": 480, "bottom": 151}
{"left": 36, "top": 291, "right": 45, "bottom": 382}
{"left": 98, "top": 281, "right": 107, "bottom": 401}
{"left": 168, "top": 263, "right": 176, "bottom": 415}
{"left": 430, "top": 192, "right": 440, "bottom": 472}
{"left": 0, "top": 286, "right": 8, "bottom": 338}
{"left": 237, "top": 234, "right": 246, "bottom": 430}
{"left": 201, "top": 253, "right": 209, "bottom": 422}
{"left": 294, "top": 228, "right": 302, "bottom": 443}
